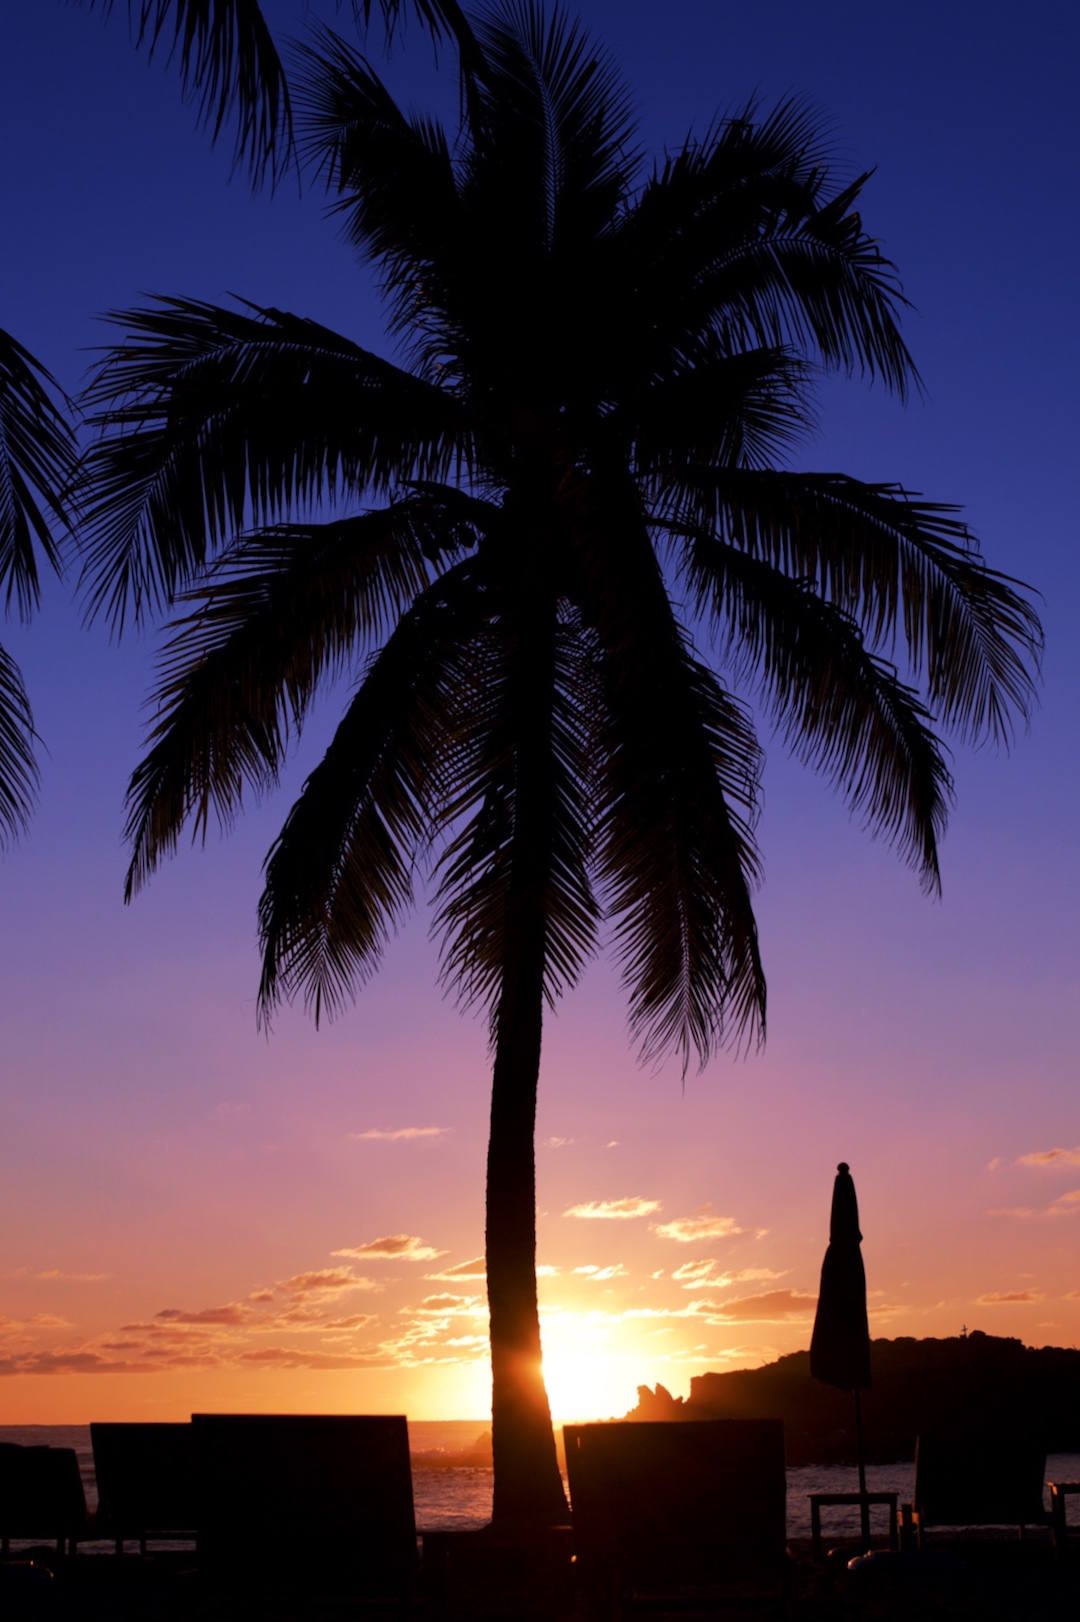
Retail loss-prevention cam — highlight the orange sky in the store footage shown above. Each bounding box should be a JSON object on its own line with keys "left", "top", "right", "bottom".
{"left": 3, "top": 925, "right": 1078, "bottom": 1425}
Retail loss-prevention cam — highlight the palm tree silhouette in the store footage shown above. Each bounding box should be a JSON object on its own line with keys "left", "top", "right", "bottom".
{"left": 74, "top": 2, "right": 478, "bottom": 184}
{"left": 0, "top": 330, "right": 76, "bottom": 847}
{"left": 0, "top": 3, "right": 464, "bottom": 836}
{"left": 77, "top": 3, "right": 1041, "bottom": 1525}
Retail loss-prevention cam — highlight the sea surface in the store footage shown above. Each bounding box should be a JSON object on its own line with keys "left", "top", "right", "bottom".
{"left": 3, "top": 1425, "right": 1079, "bottom": 1544}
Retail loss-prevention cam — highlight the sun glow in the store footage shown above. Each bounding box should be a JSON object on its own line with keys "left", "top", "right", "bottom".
{"left": 539, "top": 1310, "right": 655, "bottom": 1423}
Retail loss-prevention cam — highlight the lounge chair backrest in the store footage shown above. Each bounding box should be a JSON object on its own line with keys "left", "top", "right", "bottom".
{"left": 90, "top": 1423, "right": 197, "bottom": 1538}
{"left": 914, "top": 1431, "right": 1047, "bottom": 1528}
{"left": 191, "top": 1414, "right": 417, "bottom": 1584}
{"left": 0, "top": 1443, "right": 86, "bottom": 1541}
{"left": 565, "top": 1419, "right": 786, "bottom": 1590}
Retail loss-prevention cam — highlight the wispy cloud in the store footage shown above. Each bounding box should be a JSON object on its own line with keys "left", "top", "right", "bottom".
{"left": 426, "top": 1256, "right": 486, "bottom": 1282}
{"left": 277, "top": 1268, "right": 378, "bottom": 1295}
{"left": 1017, "top": 1145, "right": 1080, "bottom": 1168}
{"left": 976, "top": 1289, "right": 1044, "bottom": 1305}
{"left": 708, "top": 1289, "right": 817, "bottom": 1322}
{"left": 573, "top": 1264, "right": 628, "bottom": 1281}
{"left": 543, "top": 1136, "right": 575, "bottom": 1149}
{"left": 671, "top": 1261, "right": 788, "bottom": 1291}
{"left": 564, "top": 1197, "right": 661, "bottom": 1221}
{"left": 653, "top": 1205, "right": 743, "bottom": 1244}
{"left": 332, "top": 1235, "right": 447, "bottom": 1262}
{"left": 349, "top": 1127, "right": 450, "bottom": 1142}
{"left": 35, "top": 1269, "right": 110, "bottom": 1284}
{"left": 155, "top": 1304, "right": 254, "bottom": 1326}
{"left": 988, "top": 1189, "right": 1080, "bottom": 1221}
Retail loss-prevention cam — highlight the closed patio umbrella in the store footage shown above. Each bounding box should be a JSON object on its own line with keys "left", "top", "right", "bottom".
{"left": 810, "top": 1161, "right": 871, "bottom": 1546}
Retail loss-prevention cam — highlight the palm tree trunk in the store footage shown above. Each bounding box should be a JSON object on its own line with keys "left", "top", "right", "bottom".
{"left": 485, "top": 601, "right": 569, "bottom": 1528}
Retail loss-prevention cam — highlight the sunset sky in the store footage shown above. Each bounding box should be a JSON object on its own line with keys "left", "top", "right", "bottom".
{"left": 0, "top": 1, "right": 1077, "bottom": 1426}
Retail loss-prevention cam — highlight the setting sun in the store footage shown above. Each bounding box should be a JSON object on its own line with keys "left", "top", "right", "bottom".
{"left": 539, "top": 1311, "right": 655, "bottom": 1424}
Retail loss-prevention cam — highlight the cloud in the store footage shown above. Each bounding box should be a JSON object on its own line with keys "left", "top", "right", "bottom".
{"left": 332, "top": 1235, "right": 447, "bottom": 1262}
{"left": 411, "top": 1294, "right": 480, "bottom": 1315}
{"left": 604, "top": 1141, "right": 619, "bottom": 1150}
{"left": 564, "top": 1197, "right": 661, "bottom": 1221}
{"left": 426, "top": 1256, "right": 486, "bottom": 1282}
{"left": 976, "top": 1289, "right": 1044, "bottom": 1305}
{"left": 671, "top": 1259, "right": 720, "bottom": 1287}
{"left": 671, "top": 1261, "right": 788, "bottom": 1291}
{"left": 653, "top": 1205, "right": 743, "bottom": 1244}
{"left": 543, "top": 1136, "right": 575, "bottom": 1149}
{"left": 989, "top": 1190, "right": 1080, "bottom": 1221}
{"left": 155, "top": 1304, "right": 254, "bottom": 1326}
{"left": 277, "top": 1269, "right": 378, "bottom": 1295}
{"left": 1017, "top": 1145, "right": 1080, "bottom": 1168}
{"left": 986, "top": 1157, "right": 1002, "bottom": 1172}
{"left": 236, "top": 1346, "right": 383, "bottom": 1370}
{"left": 708, "top": 1289, "right": 817, "bottom": 1323}
{"left": 573, "top": 1264, "right": 628, "bottom": 1281}
{"left": 35, "top": 1269, "right": 110, "bottom": 1283}
{"left": 536, "top": 1264, "right": 561, "bottom": 1277}
{"left": 349, "top": 1127, "right": 450, "bottom": 1142}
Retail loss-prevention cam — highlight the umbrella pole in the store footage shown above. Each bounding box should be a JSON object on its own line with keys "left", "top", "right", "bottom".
{"left": 854, "top": 1387, "right": 869, "bottom": 1549}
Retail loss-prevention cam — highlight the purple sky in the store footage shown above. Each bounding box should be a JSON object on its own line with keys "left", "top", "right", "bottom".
{"left": 0, "top": 1, "right": 1077, "bottom": 1422}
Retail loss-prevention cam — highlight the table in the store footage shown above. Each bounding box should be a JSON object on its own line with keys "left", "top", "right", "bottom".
{"left": 809, "top": 1491, "right": 899, "bottom": 1559}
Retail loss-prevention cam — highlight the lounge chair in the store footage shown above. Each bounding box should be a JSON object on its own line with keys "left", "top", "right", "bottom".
{"left": 90, "top": 1422, "right": 197, "bottom": 1554}
{"left": 564, "top": 1419, "right": 790, "bottom": 1618}
{"left": 900, "top": 1430, "right": 1050, "bottom": 1547}
{"left": 191, "top": 1413, "right": 417, "bottom": 1602}
{"left": 0, "top": 1443, "right": 88, "bottom": 1556}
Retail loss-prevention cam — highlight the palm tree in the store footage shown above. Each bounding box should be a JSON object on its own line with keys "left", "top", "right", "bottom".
{"left": 74, "top": 1, "right": 479, "bottom": 184}
{"left": 0, "top": 1, "right": 469, "bottom": 840}
{"left": 77, "top": 2, "right": 1041, "bottom": 1525}
{"left": 0, "top": 330, "right": 77, "bottom": 847}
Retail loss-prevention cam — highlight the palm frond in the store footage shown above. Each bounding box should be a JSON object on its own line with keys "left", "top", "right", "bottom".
{"left": 345, "top": 0, "right": 478, "bottom": 51}
{"left": 629, "top": 343, "right": 815, "bottom": 475}
{"left": 468, "top": 1, "right": 638, "bottom": 250}
{"left": 78, "top": 297, "right": 469, "bottom": 631}
{"left": 0, "top": 642, "right": 39, "bottom": 849}
{"left": 293, "top": 26, "right": 460, "bottom": 341}
{"left": 256, "top": 559, "right": 485, "bottom": 1024}
{"left": 627, "top": 99, "right": 919, "bottom": 398}
{"left": 434, "top": 603, "right": 600, "bottom": 1024}
{"left": 76, "top": 0, "right": 293, "bottom": 186}
{"left": 661, "top": 468, "right": 1041, "bottom": 744}
{"left": 0, "top": 328, "right": 74, "bottom": 618}
{"left": 122, "top": 497, "right": 477, "bottom": 898}
{"left": 683, "top": 530, "right": 953, "bottom": 891}
{"left": 574, "top": 493, "right": 765, "bottom": 1069}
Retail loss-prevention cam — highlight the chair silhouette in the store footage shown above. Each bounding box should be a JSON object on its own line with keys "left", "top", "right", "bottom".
{"left": 191, "top": 1413, "right": 417, "bottom": 1602}
{"left": 565, "top": 1419, "right": 789, "bottom": 1617}
{"left": 901, "top": 1430, "right": 1049, "bottom": 1546}
{"left": 90, "top": 1423, "right": 197, "bottom": 1554}
{"left": 0, "top": 1443, "right": 88, "bottom": 1556}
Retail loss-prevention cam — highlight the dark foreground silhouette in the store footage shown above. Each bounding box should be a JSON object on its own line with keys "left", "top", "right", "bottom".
{"left": 629, "top": 1330, "right": 1080, "bottom": 1463}
{"left": 2, "top": 1402, "right": 1079, "bottom": 1620}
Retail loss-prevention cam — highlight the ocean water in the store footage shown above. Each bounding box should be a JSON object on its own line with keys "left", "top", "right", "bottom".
{"left": 2, "top": 1425, "right": 1078, "bottom": 1544}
